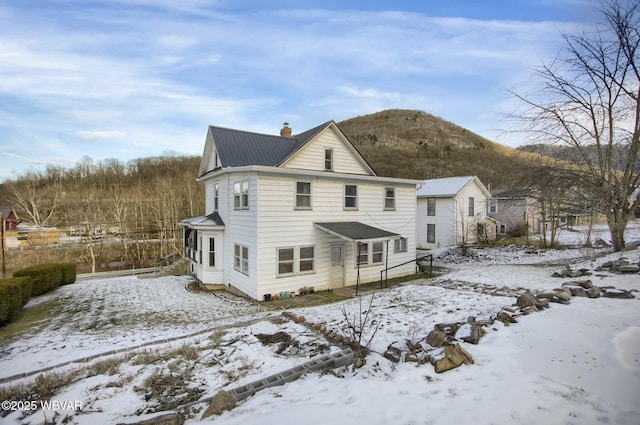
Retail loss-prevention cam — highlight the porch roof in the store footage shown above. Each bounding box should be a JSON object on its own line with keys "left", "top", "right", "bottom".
{"left": 314, "top": 221, "right": 400, "bottom": 243}
{"left": 180, "top": 212, "right": 225, "bottom": 227}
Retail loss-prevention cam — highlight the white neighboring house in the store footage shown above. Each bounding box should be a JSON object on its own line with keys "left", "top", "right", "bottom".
{"left": 179, "top": 121, "right": 420, "bottom": 300}
{"left": 416, "top": 176, "right": 495, "bottom": 248}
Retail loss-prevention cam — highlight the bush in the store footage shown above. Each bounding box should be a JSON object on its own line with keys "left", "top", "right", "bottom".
{"left": 59, "top": 263, "right": 77, "bottom": 285}
{"left": 13, "top": 264, "right": 63, "bottom": 296}
{"left": 507, "top": 223, "right": 529, "bottom": 238}
{"left": 0, "top": 277, "right": 31, "bottom": 325}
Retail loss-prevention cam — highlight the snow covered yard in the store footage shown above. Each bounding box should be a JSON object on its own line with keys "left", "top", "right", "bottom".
{"left": 0, "top": 223, "right": 639, "bottom": 425}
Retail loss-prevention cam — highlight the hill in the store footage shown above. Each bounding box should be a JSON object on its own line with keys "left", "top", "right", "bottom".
{"left": 339, "top": 109, "right": 533, "bottom": 188}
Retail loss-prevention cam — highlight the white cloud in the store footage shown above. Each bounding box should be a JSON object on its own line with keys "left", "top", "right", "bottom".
{"left": 73, "top": 131, "right": 127, "bottom": 141}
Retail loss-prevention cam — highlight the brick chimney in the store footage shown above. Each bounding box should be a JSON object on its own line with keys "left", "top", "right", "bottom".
{"left": 280, "top": 122, "right": 292, "bottom": 138}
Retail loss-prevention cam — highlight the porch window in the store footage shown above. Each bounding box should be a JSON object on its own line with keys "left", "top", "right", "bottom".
{"left": 372, "top": 242, "right": 384, "bottom": 264}
{"left": 299, "top": 246, "right": 315, "bottom": 272}
{"left": 324, "top": 149, "right": 333, "bottom": 171}
{"left": 296, "top": 182, "right": 311, "bottom": 209}
{"left": 208, "top": 237, "right": 215, "bottom": 267}
{"left": 277, "top": 248, "right": 294, "bottom": 275}
{"left": 427, "top": 224, "right": 436, "bottom": 243}
{"left": 234, "top": 180, "right": 249, "bottom": 210}
{"left": 394, "top": 237, "right": 408, "bottom": 253}
{"left": 199, "top": 236, "right": 203, "bottom": 264}
{"left": 234, "top": 244, "right": 249, "bottom": 275}
{"left": 345, "top": 185, "right": 357, "bottom": 209}
{"left": 468, "top": 197, "right": 475, "bottom": 216}
{"left": 356, "top": 242, "right": 368, "bottom": 265}
{"left": 384, "top": 187, "right": 395, "bottom": 210}
{"left": 427, "top": 198, "right": 436, "bottom": 216}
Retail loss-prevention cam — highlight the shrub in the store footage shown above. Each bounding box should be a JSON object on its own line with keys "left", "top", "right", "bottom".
{"left": 507, "top": 223, "right": 529, "bottom": 238}
{"left": 14, "top": 264, "right": 64, "bottom": 296}
{"left": 59, "top": 263, "right": 77, "bottom": 285}
{"left": 0, "top": 277, "right": 31, "bottom": 325}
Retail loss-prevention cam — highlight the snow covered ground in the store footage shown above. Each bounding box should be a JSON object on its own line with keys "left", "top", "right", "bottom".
{"left": 1, "top": 221, "right": 639, "bottom": 425}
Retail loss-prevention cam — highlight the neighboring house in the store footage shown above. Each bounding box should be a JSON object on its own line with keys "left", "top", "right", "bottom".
{"left": 4, "top": 223, "right": 60, "bottom": 248}
{"left": 180, "top": 121, "right": 419, "bottom": 300}
{"left": 416, "top": 176, "right": 495, "bottom": 248}
{"left": 1, "top": 206, "right": 18, "bottom": 231}
{"left": 488, "top": 189, "right": 540, "bottom": 236}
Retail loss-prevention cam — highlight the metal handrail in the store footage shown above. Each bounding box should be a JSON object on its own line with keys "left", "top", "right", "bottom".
{"left": 379, "top": 253, "right": 433, "bottom": 289}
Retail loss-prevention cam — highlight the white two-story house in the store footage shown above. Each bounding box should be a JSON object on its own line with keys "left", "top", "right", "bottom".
{"left": 416, "top": 176, "right": 496, "bottom": 248}
{"left": 180, "top": 121, "right": 419, "bottom": 300}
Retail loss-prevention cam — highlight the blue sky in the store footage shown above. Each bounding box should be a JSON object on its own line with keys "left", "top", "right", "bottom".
{"left": 0, "top": 0, "right": 601, "bottom": 181}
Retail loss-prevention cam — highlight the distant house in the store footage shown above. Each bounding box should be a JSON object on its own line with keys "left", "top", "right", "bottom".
{"left": 416, "top": 176, "right": 495, "bottom": 248}
{"left": 179, "top": 121, "right": 419, "bottom": 300}
{"left": 1, "top": 206, "right": 18, "bottom": 231}
{"left": 488, "top": 189, "right": 540, "bottom": 236}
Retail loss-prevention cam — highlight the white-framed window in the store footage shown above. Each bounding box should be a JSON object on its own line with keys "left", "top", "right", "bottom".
{"left": 234, "top": 244, "right": 249, "bottom": 275}
{"left": 208, "top": 237, "right": 215, "bottom": 267}
{"left": 427, "top": 197, "right": 436, "bottom": 216}
{"left": 277, "top": 246, "right": 315, "bottom": 277}
{"left": 488, "top": 199, "right": 497, "bottom": 214}
{"left": 277, "top": 247, "right": 294, "bottom": 276}
{"left": 234, "top": 180, "right": 249, "bottom": 210}
{"left": 372, "top": 242, "right": 384, "bottom": 264}
{"left": 427, "top": 224, "right": 436, "bottom": 243}
{"left": 324, "top": 149, "right": 333, "bottom": 171}
{"left": 499, "top": 224, "right": 506, "bottom": 234}
{"left": 296, "top": 181, "right": 311, "bottom": 209}
{"left": 345, "top": 185, "right": 357, "bottom": 209}
{"left": 468, "top": 197, "right": 475, "bottom": 216}
{"left": 394, "top": 237, "right": 408, "bottom": 253}
{"left": 198, "top": 235, "right": 203, "bottom": 264}
{"left": 214, "top": 183, "right": 219, "bottom": 211}
{"left": 356, "top": 242, "right": 368, "bottom": 265}
{"left": 384, "top": 187, "right": 395, "bottom": 210}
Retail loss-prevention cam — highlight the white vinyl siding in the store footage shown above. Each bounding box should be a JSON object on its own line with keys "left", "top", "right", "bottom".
{"left": 281, "top": 128, "right": 372, "bottom": 175}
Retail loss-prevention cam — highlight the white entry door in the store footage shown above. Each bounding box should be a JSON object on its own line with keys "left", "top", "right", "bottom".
{"left": 330, "top": 244, "right": 345, "bottom": 288}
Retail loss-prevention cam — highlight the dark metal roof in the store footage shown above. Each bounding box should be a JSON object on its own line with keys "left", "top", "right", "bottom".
{"left": 179, "top": 211, "right": 225, "bottom": 227}
{"left": 209, "top": 122, "right": 332, "bottom": 168}
{"left": 314, "top": 222, "right": 400, "bottom": 242}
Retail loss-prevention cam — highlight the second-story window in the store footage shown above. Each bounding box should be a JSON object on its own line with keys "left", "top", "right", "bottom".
{"left": 345, "top": 185, "right": 357, "bottom": 209}
{"left": 214, "top": 183, "right": 219, "bottom": 211}
{"left": 324, "top": 149, "right": 333, "bottom": 171}
{"left": 489, "top": 199, "right": 497, "bottom": 214}
{"left": 384, "top": 187, "right": 395, "bottom": 210}
{"left": 427, "top": 198, "right": 436, "bottom": 216}
{"left": 234, "top": 180, "right": 249, "bottom": 210}
{"left": 296, "top": 182, "right": 311, "bottom": 209}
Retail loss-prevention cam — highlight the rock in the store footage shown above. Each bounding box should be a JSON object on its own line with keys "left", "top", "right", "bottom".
{"left": 569, "top": 287, "right": 588, "bottom": 297}
{"left": 383, "top": 344, "right": 402, "bottom": 363}
{"left": 618, "top": 265, "right": 640, "bottom": 273}
{"left": 562, "top": 280, "right": 593, "bottom": 289}
{"left": 202, "top": 390, "right": 237, "bottom": 419}
{"left": 520, "top": 305, "right": 538, "bottom": 315}
{"left": 600, "top": 261, "right": 613, "bottom": 269}
{"left": 460, "top": 323, "right": 486, "bottom": 345}
{"left": 516, "top": 293, "right": 548, "bottom": 310}
{"left": 496, "top": 310, "right": 518, "bottom": 325}
{"left": 434, "top": 322, "right": 461, "bottom": 336}
{"left": 570, "top": 270, "right": 584, "bottom": 278}
{"left": 552, "top": 272, "right": 564, "bottom": 278}
{"left": 601, "top": 288, "right": 635, "bottom": 299}
{"left": 587, "top": 287, "right": 601, "bottom": 298}
{"left": 434, "top": 344, "right": 474, "bottom": 373}
{"left": 426, "top": 329, "right": 448, "bottom": 348}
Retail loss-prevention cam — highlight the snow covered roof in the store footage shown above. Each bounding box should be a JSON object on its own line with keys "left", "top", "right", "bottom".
{"left": 417, "top": 176, "right": 489, "bottom": 198}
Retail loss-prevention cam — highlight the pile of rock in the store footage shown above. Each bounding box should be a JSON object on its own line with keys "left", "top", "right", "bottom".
{"left": 281, "top": 311, "right": 362, "bottom": 352}
{"left": 552, "top": 266, "right": 592, "bottom": 278}
{"left": 595, "top": 258, "right": 640, "bottom": 274}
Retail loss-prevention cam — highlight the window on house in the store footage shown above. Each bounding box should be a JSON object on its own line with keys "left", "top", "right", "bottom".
{"left": 296, "top": 182, "right": 311, "bottom": 208}
{"left": 384, "top": 187, "right": 395, "bottom": 210}
{"left": 214, "top": 183, "right": 219, "bottom": 211}
{"left": 427, "top": 224, "right": 436, "bottom": 243}
{"left": 277, "top": 248, "right": 294, "bottom": 275}
{"left": 199, "top": 236, "right": 203, "bottom": 264}
{"left": 299, "top": 246, "right": 314, "bottom": 272}
{"left": 427, "top": 198, "right": 436, "bottom": 216}
{"left": 394, "top": 237, "right": 408, "bottom": 253}
{"left": 356, "top": 243, "right": 368, "bottom": 265}
{"left": 345, "top": 185, "right": 357, "bottom": 209}
{"left": 234, "top": 180, "right": 249, "bottom": 209}
{"left": 488, "top": 199, "right": 497, "bottom": 214}
{"left": 208, "top": 237, "right": 215, "bottom": 267}
{"left": 324, "top": 149, "right": 333, "bottom": 171}
{"left": 499, "top": 224, "right": 506, "bottom": 234}
{"left": 234, "top": 244, "right": 249, "bottom": 275}
{"left": 372, "top": 242, "right": 384, "bottom": 264}
{"left": 468, "top": 197, "right": 475, "bottom": 216}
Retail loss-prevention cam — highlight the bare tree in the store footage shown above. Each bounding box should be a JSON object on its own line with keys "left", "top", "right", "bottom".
{"left": 511, "top": 0, "right": 640, "bottom": 251}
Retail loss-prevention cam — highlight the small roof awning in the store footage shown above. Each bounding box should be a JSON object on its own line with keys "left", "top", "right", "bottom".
{"left": 314, "top": 221, "right": 400, "bottom": 243}
{"left": 179, "top": 212, "right": 225, "bottom": 228}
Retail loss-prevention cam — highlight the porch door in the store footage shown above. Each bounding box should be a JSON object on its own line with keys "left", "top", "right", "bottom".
{"left": 330, "top": 244, "right": 345, "bottom": 288}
